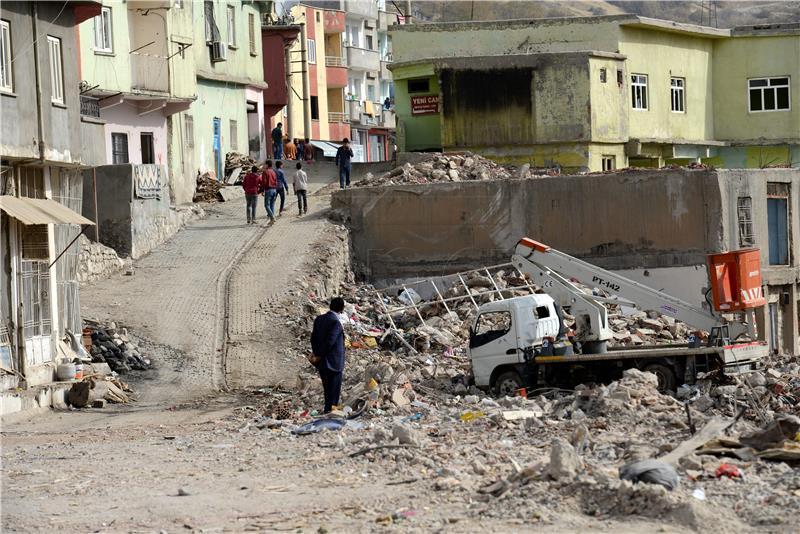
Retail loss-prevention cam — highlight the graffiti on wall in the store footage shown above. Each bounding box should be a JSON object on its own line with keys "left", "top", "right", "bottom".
{"left": 133, "top": 164, "right": 163, "bottom": 200}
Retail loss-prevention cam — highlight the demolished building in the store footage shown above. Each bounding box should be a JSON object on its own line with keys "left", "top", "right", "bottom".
{"left": 334, "top": 166, "right": 800, "bottom": 357}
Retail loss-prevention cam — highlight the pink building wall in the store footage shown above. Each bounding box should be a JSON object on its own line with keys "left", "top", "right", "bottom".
{"left": 102, "top": 102, "right": 168, "bottom": 167}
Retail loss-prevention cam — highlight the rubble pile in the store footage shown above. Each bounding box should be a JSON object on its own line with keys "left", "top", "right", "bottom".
{"left": 224, "top": 151, "right": 257, "bottom": 184}
{"left": 193, "top": 172, "right": 224, "bottom": 202}
{"left": 85, "top": 320, "right": 152, "bottom": 374}
{"left": 356, "top": 153, "right": 516, "bottom": 187}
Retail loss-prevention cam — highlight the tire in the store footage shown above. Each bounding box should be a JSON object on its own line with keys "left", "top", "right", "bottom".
{"left": 493, "top": 370, "right": 523, "bottom": 397}
{"left": 642, "top": 363, "right": 677, "bottom": 393}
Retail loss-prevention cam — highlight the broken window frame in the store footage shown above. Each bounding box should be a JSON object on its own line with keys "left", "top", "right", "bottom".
{"left": 631, "top": 73, "right": 648, "bottom": 110}
{"left": 748, "top": 77, "right": 791, "bottom": 112}
{"left": 670, "top": 77, "right": 685, "bottom": 113}
{"left": 737, "top": 196, "right": 754, "bottom": 247}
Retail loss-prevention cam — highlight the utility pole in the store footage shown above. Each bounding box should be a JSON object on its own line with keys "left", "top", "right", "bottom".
{"left": 299, "top": 22, "right": 312, "bottom": 139}
{"left": 285, "top": 42, "right": 293, "bottom": 139}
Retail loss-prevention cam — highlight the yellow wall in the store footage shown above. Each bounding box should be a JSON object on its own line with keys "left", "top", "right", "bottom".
{"left": 589, "top": 57, "right": 628, "bottom": 143}
{"left": 713, "top": 35, "right": 800, "bottom": 142}
{"left": 619, "top": 27, "right": 715, "bottom": 142}
{"left": 78, "top": 1, "right": 132, "bottom": 92}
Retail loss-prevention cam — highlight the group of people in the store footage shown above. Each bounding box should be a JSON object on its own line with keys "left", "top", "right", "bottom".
{"left": 242, "top": 160, "right": 308, "bottom": 224}
{"left": 271, "top": 122, "right": 314, "bottom": 164}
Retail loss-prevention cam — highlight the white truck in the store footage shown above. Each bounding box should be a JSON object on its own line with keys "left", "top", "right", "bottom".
{"left": 470, "top": 238, "right": 769, "bottom": 395}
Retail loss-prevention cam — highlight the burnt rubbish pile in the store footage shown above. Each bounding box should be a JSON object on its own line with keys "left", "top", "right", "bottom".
{"left": 85, "top": 319, "right": 152, "bottom": 374}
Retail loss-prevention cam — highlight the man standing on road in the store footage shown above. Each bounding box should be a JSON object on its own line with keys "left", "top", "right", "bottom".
{"left": 293, "top": 162, "right": 308, "bottom": 216}
{"left": 262, "top": 160, "right": 279, "bottom": 224}
{"left": 274, "top": 160, "right": 288, "bottom": 216}
{"left": 242, "top": 165, "right": 262, "bottom": 224}
{"left": 334, "top": 138, "right": 354, "bottom": 189}
{"left": 310, "top": 297, "right": 346, "bottom": 413}
{"left": 271, "top": 122, "right": 283, "bottom": 160}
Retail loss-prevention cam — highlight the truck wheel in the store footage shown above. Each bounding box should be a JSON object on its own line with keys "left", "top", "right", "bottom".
{"left": 642, "top": 363, "right": 677, "bottom": 393}
{"left": 493, "top": 370, "right": 523, "bottom": 397}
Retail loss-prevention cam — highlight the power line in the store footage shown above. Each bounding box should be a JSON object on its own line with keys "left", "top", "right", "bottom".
{"left": 10, "top": 1, "right": 69, "bottom": 64}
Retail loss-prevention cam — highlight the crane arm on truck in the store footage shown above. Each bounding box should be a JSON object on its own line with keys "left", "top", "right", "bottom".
{"left": 511, "top": 238, "right": 755, "bottom": 345}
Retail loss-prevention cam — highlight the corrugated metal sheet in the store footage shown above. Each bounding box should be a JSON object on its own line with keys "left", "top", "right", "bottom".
{"left": 312, "top": 140, "right": 342, "bottom": 157}
{"left": 0, "top": 195, "right": 95, "bottom": 226}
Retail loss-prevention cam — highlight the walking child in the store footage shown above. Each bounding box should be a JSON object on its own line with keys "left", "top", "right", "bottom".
{"left": 293, "top": 162, "right": 308, "bottom": 216}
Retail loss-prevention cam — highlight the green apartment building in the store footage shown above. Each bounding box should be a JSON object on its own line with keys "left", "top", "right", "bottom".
{"left": 389, "top": 15, "right": 800, "bottom": 171}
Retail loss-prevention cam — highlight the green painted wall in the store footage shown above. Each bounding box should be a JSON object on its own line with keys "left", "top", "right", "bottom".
{"left": 194, "top": 80, "right": 249, "bottom": 174}
{"left": 78, "top": 2, "right": 132, "bottom": 92}
{"left": 394, "top": 64, "right": 441, "bottom": 152}
{"left": 619, "top": 27, "right": 715, "bottom": 142}
{"left": 713, "top": 35, "right": 800, "bottom": 142}
{"left": 192, "top": 0, "right": 264, "bottom": 85}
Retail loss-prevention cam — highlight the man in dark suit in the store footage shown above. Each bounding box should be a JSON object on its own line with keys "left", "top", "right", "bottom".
{"left": 310, "top": 297, "right": 346, "bottom": 413}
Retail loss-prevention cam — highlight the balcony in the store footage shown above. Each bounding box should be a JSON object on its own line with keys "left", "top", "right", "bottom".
{"left": 328, "top": 111, "right": 347, "bottom": 123}
{"left": 131, "top": 52, "right": 169, "bottom": 93}
{"left": 347, "top": 99, "right": 363, "bottom": 122}
{"left": 80, "top": 95, "right": 101, "bottom": 119}
{"left": 325, "top": 56, "right": 348, "bottom": 88}
{"left": 345, "top": 46, "right": 380, "bottom": 71}
{"left": 380, "top": 58, "right": 392, "bottom": 79}
{"left": 382, "top": 108, "right": 396, "bottom": 129}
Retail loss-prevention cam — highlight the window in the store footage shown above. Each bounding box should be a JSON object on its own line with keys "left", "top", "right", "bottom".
{"left": 767, "top": 183, "right": 790, "bottom": 265}
{"left": 316, "top": 11, "right": 321, "bottom": 22}
{"left": 599, "top": 67, "right": 607, "bottom": 83}
{"left": 470, "top": 311, "right": 512, "bottom": 348}
{"left": 307, "top": 39, "right": 316, "bottom": 63}
{"left": 47, "top": 36, "right": 63, "bottom": 104}
{"left": 227, "top": 5, "right": 236, "bottom": 47}
{"left": 204, "top": 0, "right": 220, "bottom": 43}
{"left": 184, "top": 115, "right": 194, "bottom": 148}
{"left": 310, "top": 96, "right": 319, "bottom": 120}
{"left": 616, "top": 69, "right": 623, "bottom": 86}
{"left": 602, "top": 155, "right": 616, "bottom": 171}
{"left": 534, "top": 306, "right": 550, "bottom": 319}
{"left": 671, "top": 77, "right": 685, "bottom": 113}
{"left": 140, "top": 132, "right": 154, "bottom": 164}
{"left": 365, "top": 34, "right": 373, "bottom": 50}
{"left": 174, "top": 0, "right": 182, "bottom": 7}
{"left": 347, "top": 77, "right": 361, "bottom": 99}
{"left": 749, "top": 77, "right": 790, "bottom": 112}
{"left": 367, "top": 84, "right": 375, "bottom": 102}
{"left": 737, "top": 197, "right": 754, "bottom": 247}
{"left": 111, "top": 133, "right": 129, "bottom": 164}
{"left": 631, "top": 74, "right": 647, "bottom": 110}
{"left": 407, "top": 78, "right": 429, "bottom": 94}
{"left": 0, "top": 20, "right": 12, "bottom": 92}
{"left": 229, "top": 119, "right": 238, "bottom": 150}
{"left": 94, "top": 6, "right": 113, "bottom": 53}
{"left": 248, "top": 13, "right": 256, "bottom": 55}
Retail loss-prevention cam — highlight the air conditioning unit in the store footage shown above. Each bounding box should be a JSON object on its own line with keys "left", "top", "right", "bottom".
{"left": 210, "top": 41, "right": 227, "bottom": 62}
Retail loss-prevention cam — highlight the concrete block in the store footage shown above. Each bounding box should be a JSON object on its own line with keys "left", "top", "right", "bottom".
{"left": 218, "top": 186, "right": 245, "bottom": 202}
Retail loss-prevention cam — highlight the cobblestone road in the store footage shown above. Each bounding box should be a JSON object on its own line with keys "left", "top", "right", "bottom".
{"left": 80, "top": 168, "right": 337, "bottom": 402}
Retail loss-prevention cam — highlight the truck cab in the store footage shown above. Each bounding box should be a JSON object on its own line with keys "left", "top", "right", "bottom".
{"left": 468, "top": 294, "right": 560, "bottom": 395}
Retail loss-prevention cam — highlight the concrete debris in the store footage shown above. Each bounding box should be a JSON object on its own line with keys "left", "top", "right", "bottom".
{"left": 548, "top": 438, "right": 583, "bottom": 480}
{"left": 84, "top": 319, "right": 152, "bottom": 374}
{"left": 356, "top": 152, "right": 519, "bottom": 187}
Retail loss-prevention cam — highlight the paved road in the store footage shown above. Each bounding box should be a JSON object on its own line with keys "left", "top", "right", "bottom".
{"left": 80, "top": 165, "right": 338, "bottom": 403}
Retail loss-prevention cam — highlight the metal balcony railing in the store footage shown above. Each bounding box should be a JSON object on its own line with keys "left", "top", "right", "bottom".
{"left": 325, "top": 56, "right": 346, "bottom": 67}
{"left": 328, "top": 111, "right": 347, "bottom": 123}
{"left": 80, "top": 95, "right": 100, "bottom": 118}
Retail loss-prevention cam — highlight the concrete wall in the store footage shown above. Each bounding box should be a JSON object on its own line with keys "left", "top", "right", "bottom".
{"left": 334, "top": 169, "right": 725, "bottom": 279}
{"left": 194, "top": 80, "right": 249, "bottom": 174}
{"left": 389, "top": 16, "right": 624, "bottom": 63}
{"left": 82, "top": 164, "right": 196, "bottom": 259}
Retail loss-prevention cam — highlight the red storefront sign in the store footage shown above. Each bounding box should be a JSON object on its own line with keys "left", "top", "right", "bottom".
{"left": 411, "top": 95, "right": 440, "bottom": 115}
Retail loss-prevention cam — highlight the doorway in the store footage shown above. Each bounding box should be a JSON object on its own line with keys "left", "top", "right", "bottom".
{"left": 213, "top": 117, "right": 222, "bottom": 180}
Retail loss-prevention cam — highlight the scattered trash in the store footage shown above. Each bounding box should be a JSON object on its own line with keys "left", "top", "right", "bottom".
{"left": 291, "top": 418, "right": 346, "bottom": 435}
{"left": 715, "top": 463, "right": 743, "bottom": 479}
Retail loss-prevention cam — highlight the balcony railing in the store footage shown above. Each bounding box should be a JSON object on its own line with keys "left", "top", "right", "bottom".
{"left": 328, "top": 111, "right": 347, "bottom": 123}
{"left": 80, "top": 95, "right": 100, "bottom": 118}
{"left": 131, "top": 52, "right": 169, "bottom": 93}
{"left": 325, "top": 56, "right": 346, "bottom": 67}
